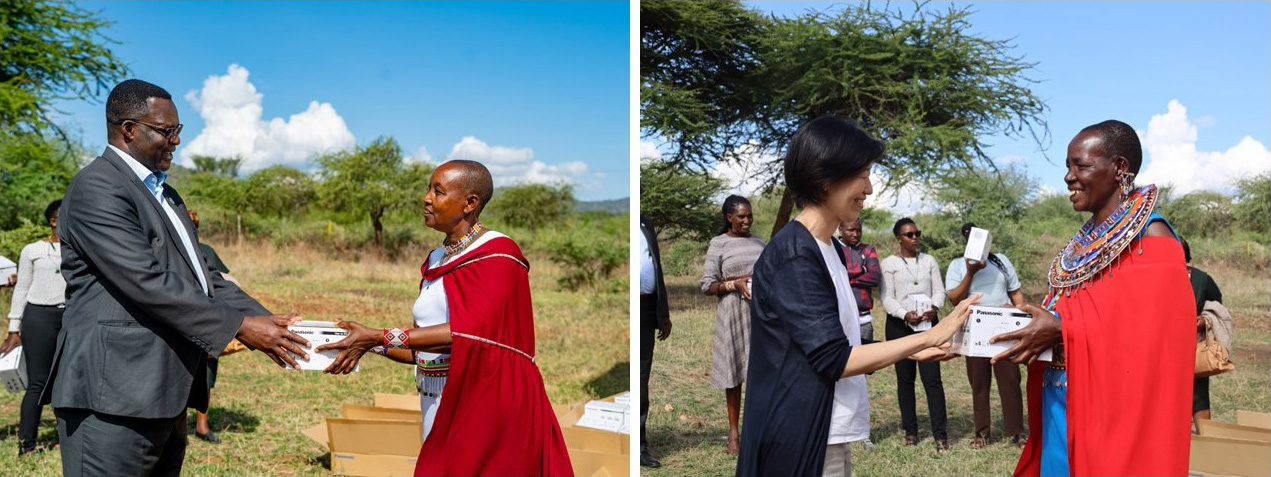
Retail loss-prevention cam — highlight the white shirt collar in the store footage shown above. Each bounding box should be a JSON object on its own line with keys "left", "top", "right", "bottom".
{"left": 107, "top": 144, "right": 158, "bottom": 185}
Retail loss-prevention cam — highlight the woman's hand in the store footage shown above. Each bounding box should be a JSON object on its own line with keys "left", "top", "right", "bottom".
{"left": 904, "top": 311, "right": 922, "bottom": 325}
{"left": 926, "top": 293, "right": 982, "bottom": 347}
{"left": 910, "top": 343, "right": 959, "bottom": 362}
{"left": 318, "top": 320, "right": 383, "bottom": 374}
{"left": 0, "top": 332, "right": 19, "bottom": 356}
{"left": 736, "top": 278, "right": 752, "bottom": 301}
{"left": 990, "top": 304, "right": 1062, "bottom": 365}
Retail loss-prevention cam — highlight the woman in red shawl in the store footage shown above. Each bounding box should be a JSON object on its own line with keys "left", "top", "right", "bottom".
{"left": 991, "top": 120, "right": 1194, "bottom": 476}
{"left": 319, "top": 160, "right": 573, "bottom": 477}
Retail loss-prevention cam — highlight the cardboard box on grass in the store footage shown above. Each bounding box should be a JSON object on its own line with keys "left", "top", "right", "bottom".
{"left": 303, "top": 403, "right": 421, "bottom": 476}
{"left": 952, "top": 306, "right": 1053, "bottom": 361}
{"left": 1, "top": 346, "right": 27, "bottom": 393}
{"left": 1236, "top": 410, "right": 1271, "bottom": 430}
{"left": 1189, "top": 418, "right": 1271, "bottom": 477}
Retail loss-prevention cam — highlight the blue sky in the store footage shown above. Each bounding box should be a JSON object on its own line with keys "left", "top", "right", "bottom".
{"left": 673, "top": 1, "right": 1271, "bottom": 211}
{"left": 54, "top": 1, "right": 631, "bottom": 201}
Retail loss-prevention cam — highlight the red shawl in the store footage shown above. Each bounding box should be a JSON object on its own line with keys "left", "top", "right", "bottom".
{"left": 414, "top": 235, "right": 573, "bottom": 476}
{"left": 1013, "top": 236, "right": 1194, "bottom": 476}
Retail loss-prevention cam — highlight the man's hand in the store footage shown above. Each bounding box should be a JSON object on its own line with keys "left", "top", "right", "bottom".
{"left": 0, "top": 332, "right": 19, "bottom": 356}
{"left": 965, "top": 258, "right": 987, "bottom": 276}
{"left": 657, "top": 317, "right": 672, "bottom": 341}
{"left": 923, "top": 306, "right": 939, "bottom": 322}
{"left": 317, "top": 320, "right": 382, "bottom": 374}
{"left": 3, "top": 273, "right": 14, "bottom": 287}
{"left": 991, "top": 303, "right": 1062, "bottom": 365}
{"left": 236, "top": 314, "right": 309, "bottom": 368}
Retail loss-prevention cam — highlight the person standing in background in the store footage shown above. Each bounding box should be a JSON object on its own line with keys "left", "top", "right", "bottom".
{"left": 640, "top": 215, "right": 673, "bottom": 468}
{"left": 945, "top": 222, "right": 1027, "bottom": 449}
{"left": 186, "top": 208, "right": 235, "bottom": 445}
{"left": 700, "top": 195, "right": 765, "bottom": 456}
{"left": 1181, "top": 237, "right": 1222, "bottom": 431}
{"left": 1, "top": 200, "right": 66, "bottom": 456}
{"left": 880, "top": 217, "right": 950, "bottom": 451}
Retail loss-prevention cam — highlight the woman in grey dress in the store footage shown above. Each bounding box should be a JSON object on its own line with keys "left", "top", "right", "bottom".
{"left": 700, "top": 194, "right": 766, "bottom": 455}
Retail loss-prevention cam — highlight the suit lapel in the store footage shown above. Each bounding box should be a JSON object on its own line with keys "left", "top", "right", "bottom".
{"left": 98, "top": 148, "right": 207, "bottom": 292}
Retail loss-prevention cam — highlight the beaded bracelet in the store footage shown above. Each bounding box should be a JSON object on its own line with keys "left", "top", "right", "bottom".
{"left": 383, "top": 328, "right": 410, "bottom": 349}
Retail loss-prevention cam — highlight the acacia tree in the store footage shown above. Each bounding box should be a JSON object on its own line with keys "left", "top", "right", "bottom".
{"left": 0, "top": 0, "right": 129, "bottom": 229}
{"left": 316, "top": 137, "right": 432, "bottom": 245}
{"left": 246, "top": 165, "right": 316, "bottom": 218}
{"left": 642, "top": 1, "right": 1049, "bottom": 235}
{"left": 639, "top": 160, "right": 727, "bottom": 241}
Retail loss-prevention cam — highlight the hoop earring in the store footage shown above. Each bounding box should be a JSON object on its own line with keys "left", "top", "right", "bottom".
{"left": 1117, "top": 171, "right": 1136, "bottom": 202}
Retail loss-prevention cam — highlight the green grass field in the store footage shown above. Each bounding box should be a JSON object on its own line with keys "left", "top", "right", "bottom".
{"left": 644, "top": 257, "right": 1270, "bottom": 476}
{"left": 0, "top": 240, "right": 629, "bottom": 475}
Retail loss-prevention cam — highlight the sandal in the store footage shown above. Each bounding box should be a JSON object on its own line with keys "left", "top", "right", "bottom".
{"left": 1011, "top": 433, "right": 1028, "bottom": 448}
{"left": 903, "top": 435, "right": 919, "bottom": 446}
{"left": 970, "top": 436, "right": 988, "bottom": 449}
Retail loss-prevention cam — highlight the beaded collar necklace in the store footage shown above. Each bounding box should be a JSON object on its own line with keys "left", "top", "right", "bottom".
{"left": 443, "top": 222, "right": 484, "bottom": 260}
{"left": 1047, "top": 185, "right": 1157, "bottom": 295}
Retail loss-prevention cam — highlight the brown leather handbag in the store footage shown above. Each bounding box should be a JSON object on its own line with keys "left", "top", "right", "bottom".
{"left": 1195, "top": 313, "right": 1235, "bottom": 377}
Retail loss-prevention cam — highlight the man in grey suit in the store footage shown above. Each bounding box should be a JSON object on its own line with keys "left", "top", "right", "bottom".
{"left": 45, "top": 79, "right": 310, "bottom": 476}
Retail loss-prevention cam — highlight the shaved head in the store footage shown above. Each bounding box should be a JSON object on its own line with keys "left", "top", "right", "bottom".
{"left": 437, "top": 160, "right": 494, "bottom": 215}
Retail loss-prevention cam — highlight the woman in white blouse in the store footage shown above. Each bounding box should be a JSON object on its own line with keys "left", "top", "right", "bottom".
{"left": 1, "top": 200, "right": 67, "bottom": 455}
{"left": 880, "top": 217, "right": 950, "bottom": 451}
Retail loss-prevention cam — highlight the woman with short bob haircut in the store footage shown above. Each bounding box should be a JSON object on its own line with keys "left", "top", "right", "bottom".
{"left": 737, "top": 116, "right": 980, "bottom": 476}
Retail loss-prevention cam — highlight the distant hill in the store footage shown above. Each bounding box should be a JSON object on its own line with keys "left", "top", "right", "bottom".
{"left": 575, "top": 197, "right": 628, "bottom": 214}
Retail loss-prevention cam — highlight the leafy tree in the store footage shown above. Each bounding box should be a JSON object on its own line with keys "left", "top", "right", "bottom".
{"left": 246, "top": 165, "right": 316, "bottom": 218}
{"left": 1, "top": 0, "right": 129, "bottom": 138}
{"left": 639, "top": 160, "right": 726, "bottom": 241}
{"left": 190, "top": 154, "right": 243, "bottom": 178}
{"left": 1233, "top": 172, "right": 1270, "bottom": 240}
{"left": 0, "top": 131, "right": 80, "bottom": 229}
{"left": 491, "top": 182, "right": 574, "bottom": 231}
{"left": 1157, "top": 190, "right": 1234, "bottom": 239}
{"left": 642, "top": 1, "right": 1049, "bottom": 235}
{"left": 316, "top": 137, "right": 431, "bottom": 245}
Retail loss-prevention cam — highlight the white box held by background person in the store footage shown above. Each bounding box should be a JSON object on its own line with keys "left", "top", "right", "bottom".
{"left": 0, "top": 255, "right": 16, "bottom": 283}
{"left": 963, "top": 227, "right": 993, "bottom": 263}
{"left": 951, "top": 306, "right": 1053, "bottom": 361}
{"left": 0, "top": 346, "right": 26, "bottom": 393}
{"left": 287, "top": 321, "right": 359, "bottom": 372}
{"left": 906, "top": 294, "right": 933, "bottom": 332}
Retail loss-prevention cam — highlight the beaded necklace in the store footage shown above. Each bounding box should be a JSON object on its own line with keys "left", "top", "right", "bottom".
{"left": 442, "top": 222, "right": 484, "bottom": 260}
{"left": 1046, "top": 185, "right": 1157, "bottom": 298}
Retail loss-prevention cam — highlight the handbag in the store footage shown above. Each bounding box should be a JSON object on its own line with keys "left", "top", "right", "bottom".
{"left": 1195, "top": 313, "right": 1234, "bottom": 377}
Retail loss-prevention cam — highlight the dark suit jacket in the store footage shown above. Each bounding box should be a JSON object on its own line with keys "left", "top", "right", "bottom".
{"left": 43, "top": 147, "right": 269, "bottom": 418}
{"left": 639, "top": 215, "right": 669, "bottom": 328}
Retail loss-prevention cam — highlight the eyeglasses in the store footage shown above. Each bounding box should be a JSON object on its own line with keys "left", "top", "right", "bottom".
{"left": 115, "top": 118, "right": 183, "bottom": 141}
{"left": 901, "top": 231, "right": 922, "bottom": 239}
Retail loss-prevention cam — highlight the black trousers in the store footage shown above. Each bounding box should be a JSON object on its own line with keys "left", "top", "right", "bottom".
{"left": 18, "top": 303, "right": 63, "bottom": 452}
{"left": 56, "top": 408, "right": 187, "bottom": 477}
{"left": 639, "top": 294, "right": 657, "bottom": 454}
{"left": 885, "top": 317, "right": 948, "bottom": 440}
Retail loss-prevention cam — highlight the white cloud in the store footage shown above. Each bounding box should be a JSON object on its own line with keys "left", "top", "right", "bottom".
{"left": 1137, "top": 100, "right": 1271, "bottom": 194}
{"left": 639, "top": 140, "right": 663, "bottom": 161}
{"left": 180, "top": 64, "right": 355, "bottom": 172}
{"left": 865, "top": 172, "right": 939, "bottom": 216}
{"left": 445, "top": 136, "right": 601, "bottom": 191}
{"left": 410, "top": 145, "right": 433, "bottom": 164}
{"left": 712, "top": 141, "right": 780, "bottom": 197}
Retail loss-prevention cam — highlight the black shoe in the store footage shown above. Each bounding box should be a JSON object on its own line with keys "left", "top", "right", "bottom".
{"left": 195, "top": 430, "right": 221, "bottom": 444}
{"left": 640, "top": 451, "right": 661, "bottom": 468}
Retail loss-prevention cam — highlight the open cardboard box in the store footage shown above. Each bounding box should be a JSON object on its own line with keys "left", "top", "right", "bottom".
{"left": 1236, "top": 410, "right": 1271, "bottom": 430}
{"left": 313, "top": 393, "right": 632, "bottom": 476}
{"left": 303, "top": 403, "right": 422, "bottom": 476}
{"left": 1189, "top": 415, "right": 1271, "bottom": 477}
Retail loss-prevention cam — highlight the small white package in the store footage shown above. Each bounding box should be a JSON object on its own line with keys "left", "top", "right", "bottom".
{"left": 907, "top": 294, "right": 933, "bottom": 331}
{"left": 286, "top": 320, "right": 358, "bottom": 372}
{"left": 0, "top": 346, "right": 26, "bottom": 393}
{"left": 576, "top": 400, "right": 629, "bottom": 434}
{"left": 951, "top": 306, "right": 1053, "bottom": 361}
{"left": 963, "top": 227, "right": 993, "bottom": 263}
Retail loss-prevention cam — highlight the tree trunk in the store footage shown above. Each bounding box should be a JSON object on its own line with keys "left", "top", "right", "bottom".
{"left": 771, "top": 188, "right": 796, "bottom": 237}
{"left": 372, "top": 211, "right": 384, "bottom": 246}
